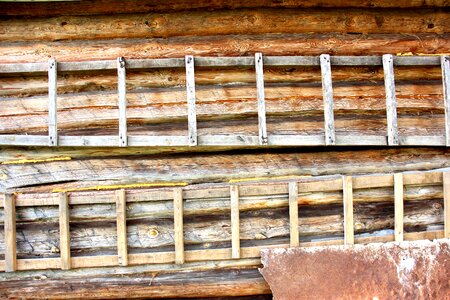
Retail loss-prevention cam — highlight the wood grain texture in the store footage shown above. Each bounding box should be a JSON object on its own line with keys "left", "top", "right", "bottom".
{"left": 442, "top": 55, "right": 450, "bottom": 146}
{"left": 255, "top": 53, "right": 268, "bottom": 145}
{"left": 394, "top": 173, "right": 404, "bottom": 242}
{"left": 383, "top": 54, "right": 399, "bottom": 145}
{"left": 230, "top": 185, "right": 240, "bottom": 259}
{"left": 4, "top": 194, "right": 16, "bottom": 272}
{"left": 185, "top": 55, "right": 197, "bottom": 146}
{"left": 116, "top": 189, "right": 128, "bottom": 266}
{"left": 288, "top": 182, "right": 299, "bottom": 247}
{"left": 342, "top": 176, "right": 354, "bottom": 245}
{"left": 48, "top": 58, "right": 58, "bottom": 146}
{"left": 320, "top": 54, "right": 335, "bottom": 145}
{"left": 59, "top": 192, "right": 71, "bottom": 270}
{"left": 173, "top": 187, "right": 185, "bottom": 264}
{"left": 117, "top": 57, "right": 127, "bottom": 147}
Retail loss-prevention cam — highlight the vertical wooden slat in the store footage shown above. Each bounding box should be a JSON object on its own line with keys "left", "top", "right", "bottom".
{"left": 4, "top": 194, "right": 16, "bottom": 272}
{"left": 185, "top": 55, "right": 197, "bottom": 146}
{"left": 59, "top": 192, "right": 71, "bottom": 270}
{"left": 320, "top": 54, "right": 335, "bottom": 145}
{"left": 255, "top": 52, "right": 268, "bottom": 145}
{"left": 394, "top": 173, "right": 404, "bottom": 242}
{"left": 48, "top": 58, "right": 58, "bottom": 146}
{"left": 444, "top": 171, "right": 450, "bottom": 238}
{"left": 342, "top": 176, "right": 354, "bottom": 245}
{"left": 116, "top": 189, "right": 128, "bottom": 266}
{"left": 382, "top": 54, "right": 399, "bottom": 145}
{"left": 441, "top": 55, "right": 450, "bottom": 146}
{"left": 173, "top": 187, "right": 184, "bottom": 264}
{"left": 289, "top": 182, "right": 299, "bottom": 248}
{"left": 230, "top": 185, "right": 240, "bottom": 259}
{"left": 117, "top": 57, "right": 127, "bottom": 147}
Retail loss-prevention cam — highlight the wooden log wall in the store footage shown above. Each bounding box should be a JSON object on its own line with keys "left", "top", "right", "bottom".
{"left": 0, "top": 0, "right": 449, "bottom": 298}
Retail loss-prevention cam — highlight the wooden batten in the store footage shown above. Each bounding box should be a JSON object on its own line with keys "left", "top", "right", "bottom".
{"left": 117, "top": 57, "right": 127, "bottom": 147}
{"left": 185, "top": 55, "right": 197, "bottom": 146}
{"left": 230, "top": 185, "right": 240, "bottom": 259}
{"left": 255, "top": 52, "right": 268, "bottom": 145}
{"left": 383, "top": 54, "right": 399, "bottom": 146}
{"left": 444, "top": 171, "right": 450, "bottom": 238}
{"left": 4, "top": 194, "right": 17, "bottom": 272}
{"left": 288, "top": 182, "right": 299, "bottom": 247}
{"left": 342, "top": 176, "right": 354, "bottom": 245}
{"left": 59, "top": 192, "right": 71, "bottom": 270}
{"left": 441, "top": 55, "right": 450, "bottom": 147}
{"left": 173, "top": 187, "right": 185, "bottom": 264}
{"left": 48, "top": 58, "right": 57, "bottom": 147}
{"left": 320, "top": 54, "right": 335, "bottom": 145}
{"left": 394, "top": 173, "right": 404, "bottom": 242}
{"left": 116, "top": 189, "right": 128, "bottom": 266}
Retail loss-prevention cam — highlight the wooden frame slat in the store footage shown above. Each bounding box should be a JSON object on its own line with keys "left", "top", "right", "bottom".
{"left": 116, "top": 189, "right": 128, "bottom": 266}
{"left": 441, "top": 55, "right": 450, "bottom": 147}
{"left": 255, "top": 52, "right": 268, "bottom": 145}
{"left": 288, "top": 182, "right": 299, "bottom": 248}
{"left": 117, "top": 57, "right": 127, "bottom": 147}
{"left": 342, "top": 176, "right": 354, "bottom": 245}
{"left": 444, "top": 171, "right": 450, "bottom": 238}
{"left": 59, "top": 192, "right": 71, "bottom": 270}
{"left": 173, "top": 187, "right": 185, "bottom": 264}
{"left": 48, "top": 58, "right": 58, "bottom": 146}
{"left": 185, "top": 55, "right": 197, "bottom": 146}
{"left": 230, "top": 185, "right": 240, "bottom": 259}
{"left": 394, "top": 173, "right": 404, "bottom": 242}
{"left": 320, "top": 54, "right": 335, "bottom": 145}
{"left": 4, "top": 194, "right": 17, "bottom": 272}
{"left": 383, "top": 54, "right": 399, "bottom": 146}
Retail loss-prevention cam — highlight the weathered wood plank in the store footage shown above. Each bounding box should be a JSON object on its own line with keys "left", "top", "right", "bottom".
{"left": 320, "top": 54, "right": 335, "bottom": 145}
{"left": 117, "top": 57, "right": 127, "bottom": 147}
{"left": 395, "top": 56, "right": 441, "bottom": 66}
{"left": 116, "top": 189, "right": 128, "bottom": 266}
{"left": 173, "top": 187, "right": 185, "bottom": 264}
{"left": 394, "top": 173, "right": 404, "bottom": 242}
{"left": 230, "top": 185, "right": 240, "bottom": 259}
{"left": 4, "top": 194, "right": 17, "bottom": 272}
{"left": 444, "top": 171, "right": 450, "bottom": 238}
{"left": 289, "top": 182, "right": 299, "bottom": 248}
{"left": 59, "top": 192, "right": 71, "bottom": 270}
{"left": 441, "top": 55, "right": 450, "bottom": 147}
{"left": 255, "top": 53, "right": 268, "bottom": 145}
{"left": 185, "top": 55, "right": 197, "bottom": 146}
{"left": 48, "top": 58, "right": 58, "bottom": 146}
{"left": 342, "top": 176, "right": 354, "bottom": 245}
{"left": 383, "top": 54, "right": 399, "bottom": 145}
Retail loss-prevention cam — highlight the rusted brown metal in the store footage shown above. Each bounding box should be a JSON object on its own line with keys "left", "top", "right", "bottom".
{"left": 260, "top": 239, "right": 450, "bottom": 299}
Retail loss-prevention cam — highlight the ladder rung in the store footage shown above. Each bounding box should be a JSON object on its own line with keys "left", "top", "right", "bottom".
{"left": 173, "top": 187, "right": 184, "bottom": 264}
{"left": 4, "top": 194, "right": 17, "bottom": 272}
{"left": 117, "top": 57, "right": 127, "bottom": 147}
{"left": 320, "top": 54, "right": 335, "bottom": 145}
{"left": 185, "top": 55, "right": 197, "bottom": 146}
{"left": 48, "top": 58, "right": 58, "bottom": 147}
{"left": 255, "top": 52, "right": 268, "bottom": 145}
{"left": 59, "top": 192, "right": 71, "bottom": 270}
{"left": 394, "top": 173, "right": 404, "bottom": 242}
{"left": 230, "top": 185, "right": 240, "bottom": 259}
{"left": 342, "top": 176, "right": 354, "bottom": 245}
{"left": 116, "top": 189, "right": 128, "bottom": 266}
{"left": 288, "top": 182, "right": 299, "bottom": 247}
{"left": 383, "top": 54, "right": 399, "bottom": 146}
{"left": 441, "top": 55, "right": 450, "bottom": 147}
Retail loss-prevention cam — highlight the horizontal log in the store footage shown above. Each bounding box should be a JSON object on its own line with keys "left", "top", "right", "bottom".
{"left": 1, "top": 9, "right": 448, "bottom": 42}
{"left": 1, "top": 33, "right": 448, "bottom": 64}
{"left": 2, "top": 0, "right": 449, "bottom": 17}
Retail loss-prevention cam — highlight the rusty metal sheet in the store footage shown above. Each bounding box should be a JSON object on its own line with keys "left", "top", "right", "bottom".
{"left": 260, "top": 239, "right": 450, "bottom": 299}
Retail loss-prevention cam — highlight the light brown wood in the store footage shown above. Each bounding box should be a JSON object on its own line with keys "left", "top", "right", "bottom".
{"left": 342, "top": 176, "right": 354, "bottom": 245}
{"left": 116, "top": 189, "right": 128, "bottom": 266}
{"left": 173, "top": 187, "right": 185, "bottom": 264}
{"left": 59, "top": 192, "right": 71, "bottom": 270}
{"left": 4, "top": 194, "right": 17, "bottom": 272}
{"left": 394, "top": 173, "right": 404, "bottom": 242}
{"left": 444, "top": 171, "right": 450, "bottom": 238}
{"left": 289, "top": 182, "right": 299, "bottom": 247}
{"left": 230, "top": 185, "right": 240, "bottom": 259}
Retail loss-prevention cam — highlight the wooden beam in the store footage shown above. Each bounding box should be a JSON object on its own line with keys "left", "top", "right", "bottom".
{"left": 173, "top": 187, "right": 185, "bottom": 264}
{"left": 185, "top": 55, "right": 197, "bottom": 146}
{"left": 4, "top": 194, "right": 17, "bottom": 272}
{"left": 116, "top": 189, "right": 128, "bottom": 266}
{"left": 444, "top": 171, "right": 450, "bottom": 238}
{"left": 342, "top": 176, "right": 354, "bottom": 245}
{"left": 383, "top": 54, "right": 399, "bottom": 145}
{"left": 320, "top": 54, "right": 335, "bottom": 145}
{"left": 230, "top": 185, "right": 240, "bottom": 259}
{"left": 255, "top": 52, "right": 268, "bottom": 145}
{"left": 59, "top": 192, "right": 71, "bottom": 270}
{"left": 48, "top": 58, "right": 57, "bottom": 146}
{"left": 288, "top": 182, "right": 299, "bottom": 248}
{"left": 394, "top": 173, "right": 404, "bottom": 242}
{"left": 117, "top": 57, "right": 127, "bottom": 147}
{"left": 441, "top": 55, "right": 450, "bottom": 147}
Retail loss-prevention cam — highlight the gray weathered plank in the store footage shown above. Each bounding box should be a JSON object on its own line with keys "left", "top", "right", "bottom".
{"left": 59, "top": 192, "right": 71, "bottom": 270}
{"left": 264, "top": 56, "right": 319, "bottom": 66}
{"left": 173, "top": 187, "right": 185, "bottom": 264}
{"left": 320, "top": 54, "right": 335, "bottom": 145}
{"left": 342, "top": 176, "right": 354, "bottom": 245}
{"left": 383, "top": 54, "right": 399, "bottom": 145}
{"left": 48, "top": 58, "right": 58, "bottom": 146}
{"left": 124, "top": 58, "right": 184, "bottom": 69}
{"left": 185, "top": 55, "right": 197, "bottom": 146}
{"left": 0, "top": 135, "right": 48, "bottom": 146}
{"left": 4, "top": 194, "right": 17, "bottom": 272}
{"left": 441, "top": 55, "right": 450, "bottom": 147}
{"left": 394, "top": 56, "right": 441, "bottom": 66}
{"left": 230, "top": 185, "right": 240, "bottom": 259}
{"left": 117, "top": 57, "right": 127, "bottom": 147}
{"left": 288, "top": 182, "right": 299, "bottom": 248}
{"left": 195, "top": 57, "right": 254, "bottom": 67}
{"left": 255, "top": 53, "right": 268, "bottom": 145}
{"left": 116, "top": 189, "right": 128, "bottom": 266}
{"left": 331, "top": 56, "right": 382, "bottom": 66}
{"left": 394, "top": 173, "right": 404, "bottom": 242}
{"left": 399, "top": 135, "right": 446, "bottom": 146}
